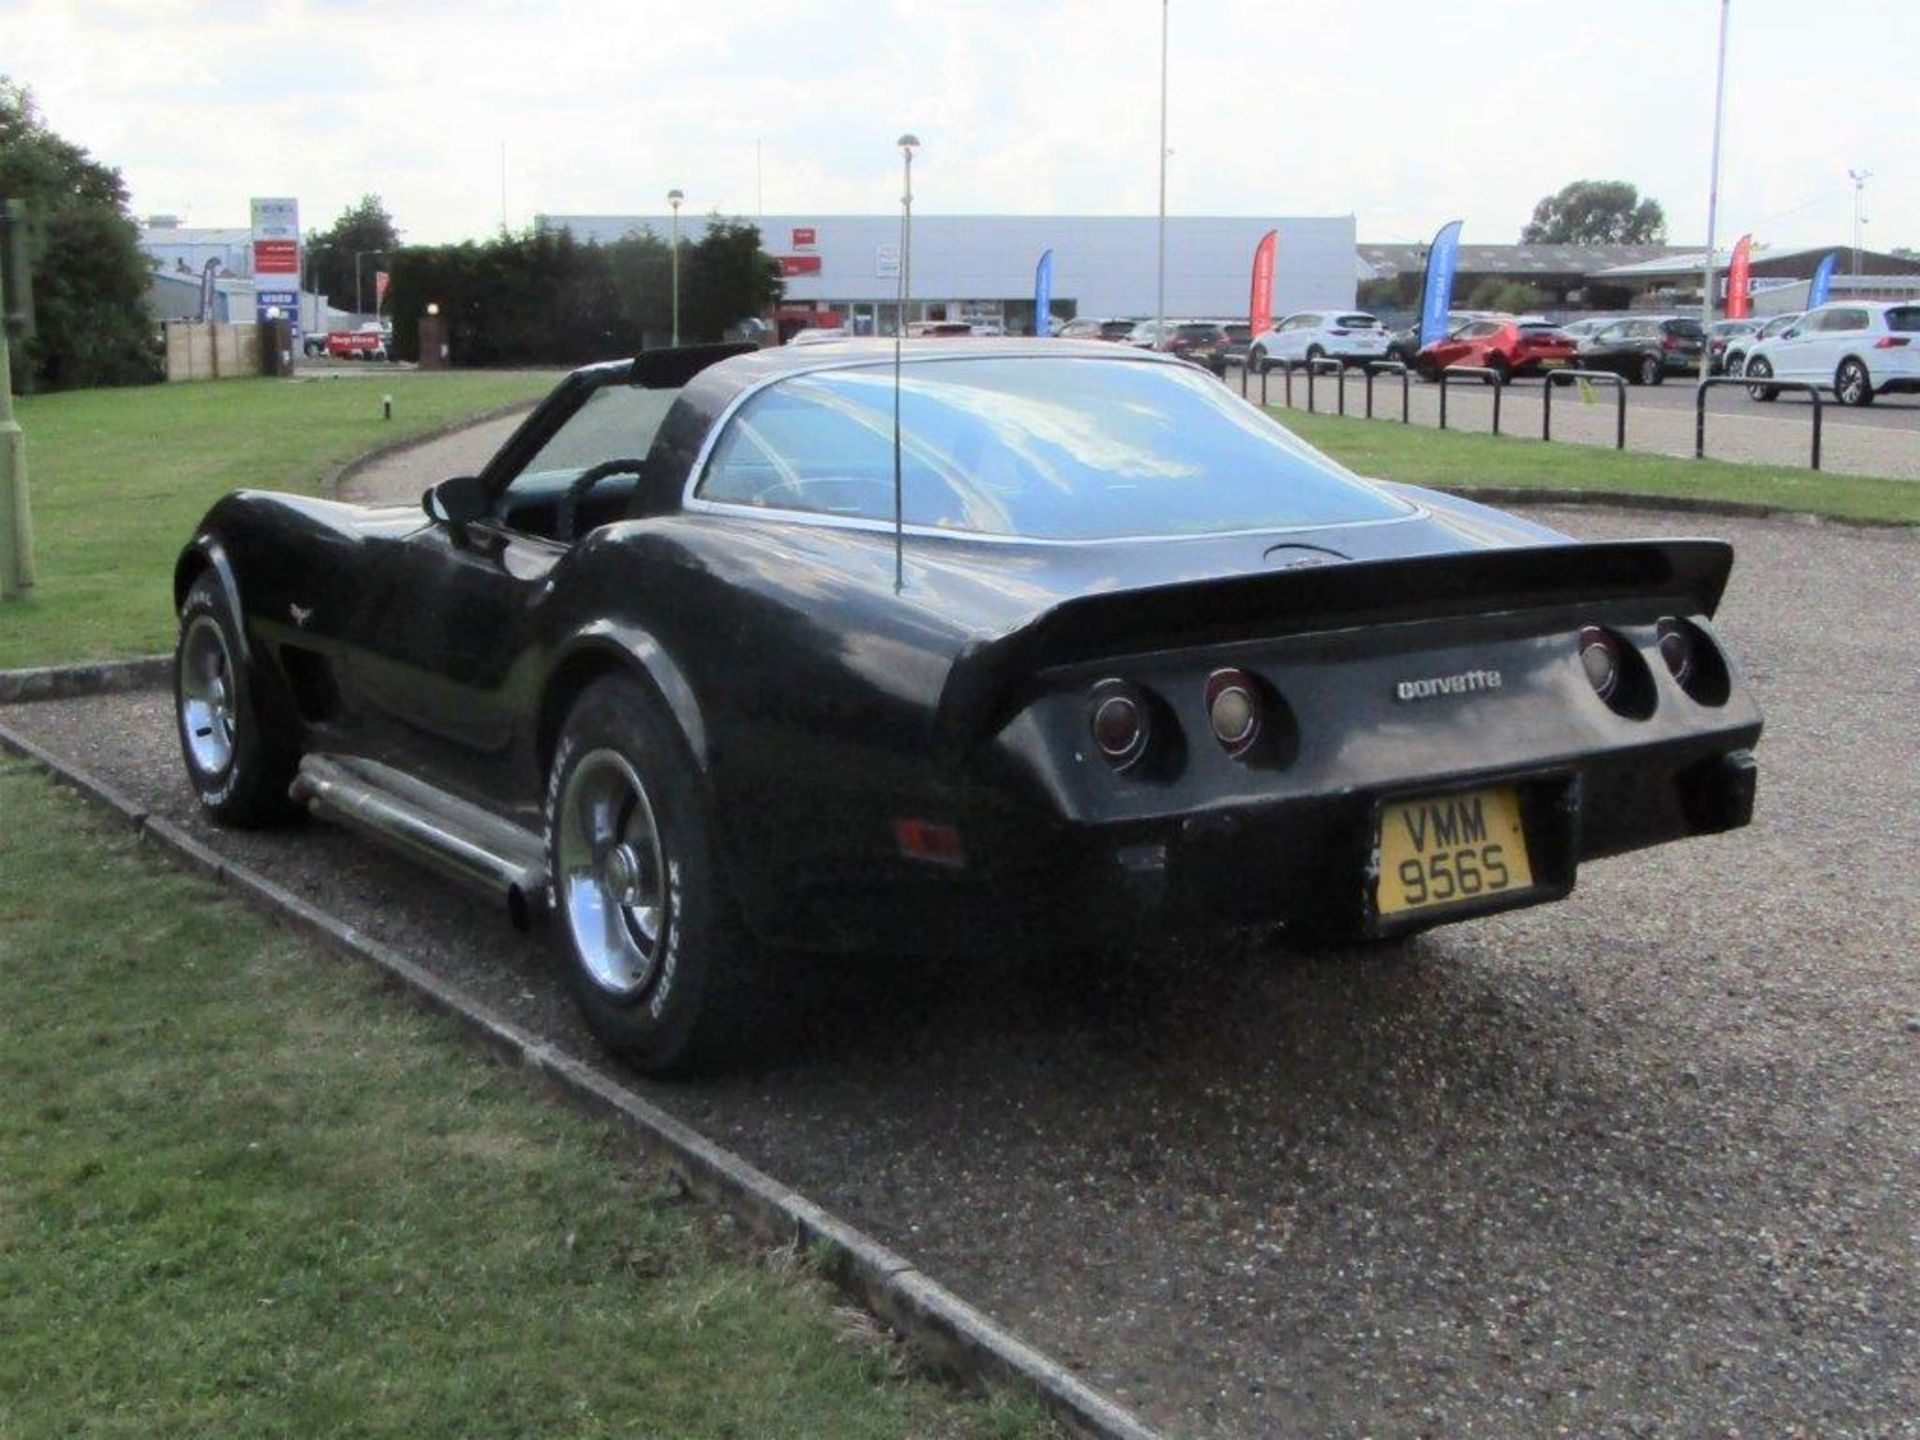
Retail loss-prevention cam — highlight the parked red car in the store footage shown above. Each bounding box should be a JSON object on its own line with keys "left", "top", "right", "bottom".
{"left": 1415, "top": 318, "right": 1576, "bottom": 385}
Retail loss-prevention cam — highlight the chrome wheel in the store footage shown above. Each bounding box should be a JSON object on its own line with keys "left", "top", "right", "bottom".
{"left": 178, "top": 614, "right": 238, "bottom": 776}
{"left": 557, "top": 748, "right": 669, "bottom": 997}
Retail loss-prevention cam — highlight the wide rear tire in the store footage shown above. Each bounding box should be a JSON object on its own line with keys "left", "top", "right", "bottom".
{"left": 545, "top": 675, "right": 765, "bottom": 1075}
{"left": 1745, "top": 357, "right": 1779, "bottom": 402}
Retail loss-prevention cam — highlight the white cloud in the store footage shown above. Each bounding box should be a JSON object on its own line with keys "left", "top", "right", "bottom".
{"left": 1, "top": 0, "right": 1910, "bottom": 252}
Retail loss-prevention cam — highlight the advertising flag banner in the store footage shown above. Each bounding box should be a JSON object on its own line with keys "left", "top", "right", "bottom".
{"left": 1248, "top": 229, "right": 1277, "bottom": 336}
{"left": 1418, "top": 220, "right": 1464, "bottom": 348}
{"left": 1034, "top": 249, "right": 1054, "bottom": 335}
{"left": 1726, "top": 234, "right": 1753, "bottom": 319}
{"left": 375, "top": 271, "right": 391, "bottom": 308}
{"left": 1808, "top": 251, "right": 1838, "bottom": 308}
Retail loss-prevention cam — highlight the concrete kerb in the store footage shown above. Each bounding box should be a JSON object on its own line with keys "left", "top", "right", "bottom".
{"left": 321, "top": 398, "right": 539, "bottom": 500}
{"left": 0, "top": 654, "right": 171, "bottom": 705}
{"left": 0, "top": 689, "right": 1162, "bottom": 1440}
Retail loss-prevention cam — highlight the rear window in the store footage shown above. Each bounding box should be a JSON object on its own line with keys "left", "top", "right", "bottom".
{"left": 1335, "top": 314, "right": 1380, "bottom": 329}
{"left": 1175, "top": 323, "right": 1222, "bottom": 339}
{"left": 1223, "top": 323, "right": 1252, "bottom": 342}
{"left": 1886, "top": 307, "right": 1920, "bottom": 334}
{"left": 698, "top": 356, "right": 1411, "bottom": 540}
{"left": 1664, "top": 319, "right": 1705, "bottom": 338}
{"left": 1099, "top": 320, "right": 1137, "bottom": 338}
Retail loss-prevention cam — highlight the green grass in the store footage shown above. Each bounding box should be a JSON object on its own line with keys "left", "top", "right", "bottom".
{"left": 0, "top": 761, "right": 1056, "bottom": 1440}
{"left": 1269, "top": 408, "right": 1920, "bottom": 525}
{"left": 1, "top": 374, "right": 556, "bottom": 669}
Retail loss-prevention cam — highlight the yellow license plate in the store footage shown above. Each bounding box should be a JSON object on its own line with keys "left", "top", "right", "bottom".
{"left": 1376, "top": 786, "right": 1534, "bottom": 916}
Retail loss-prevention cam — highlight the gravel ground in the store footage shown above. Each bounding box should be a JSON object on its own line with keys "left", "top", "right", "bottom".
{"left": 1231, "top": 366, "right": 1920, "bottom": 480}
{"left": 7, "top": 505, "right": 1917, "bottom": 1439}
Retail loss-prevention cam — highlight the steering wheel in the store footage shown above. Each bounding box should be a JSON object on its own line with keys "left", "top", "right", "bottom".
{"left": 556, "top": 458, "right": 647, "bottom": 544}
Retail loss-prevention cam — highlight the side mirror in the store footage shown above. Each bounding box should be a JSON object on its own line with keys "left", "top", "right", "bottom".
{"left": 423, "top": 474, "right": 489, "bottom": 527}
{"left": 1781, "top": 328, "right": 1800, "bottom": 340}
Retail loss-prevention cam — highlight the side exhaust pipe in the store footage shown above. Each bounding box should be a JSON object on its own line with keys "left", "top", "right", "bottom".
{"left": 290, "top": 755, "right": 549, "bottom": 929}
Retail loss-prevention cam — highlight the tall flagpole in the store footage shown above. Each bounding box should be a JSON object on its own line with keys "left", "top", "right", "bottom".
{"left": 1701, "top": 0, "right": 1731, "bottom": 341}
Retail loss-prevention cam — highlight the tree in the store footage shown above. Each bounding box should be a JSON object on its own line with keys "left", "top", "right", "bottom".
{"left": 386, "top": 221, "right": 782, "bottom": 367}
{"left": 1521, "top": 181, "right": 1667, "bottom": 246}
{"left": 683, "top": 217, "right": 784, "bottom": 343}
{"left": 304, "top": 194, "right": 402, "bottom": 315}
{"left": 0, "top": 77, "right": 158, "bottom": 391}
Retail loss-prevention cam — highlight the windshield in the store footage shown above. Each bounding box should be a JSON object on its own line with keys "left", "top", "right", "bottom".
{"left": 697, "top": 356, "right": 1412, "bottom": 540}
{"left": 519, "top": 384, "right": 678, "bottom": 481}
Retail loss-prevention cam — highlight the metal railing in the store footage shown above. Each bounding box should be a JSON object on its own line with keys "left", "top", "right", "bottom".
{"left": 1541, "top": 370, "right": 1628, "bottom": 450}
{"left": 1305, "top": 356, "right": 1345, "bottom": 415}
{"left": 1696, "top": 375, "right": 1824, "bottom": 470}
{"left": 1363, "top": 360, "right": 1410, "bottom": 422}
{"left": 1438, "top": 366, "right": 1504, "bottom": 435}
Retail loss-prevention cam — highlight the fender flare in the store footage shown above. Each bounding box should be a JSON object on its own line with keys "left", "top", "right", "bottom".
{"left": 173, "top": 533, "right": 252, "bottom": 666}
{"left": 538, "top": 620, "right": 709, "bottom": 778}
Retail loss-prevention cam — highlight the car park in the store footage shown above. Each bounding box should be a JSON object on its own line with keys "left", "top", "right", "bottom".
{"left": 1720, "top": 312, "right": 1799, "bottom": 378}
{"left": 1217, "top": 320, "right": 1254, "bottom": 367}
{"left": 1741, "top": 301, "right": 1920, "bottom": 407}
{"left": 1558, "top": 316, "right": 1623, "bottom": 345}
{"left": 1414, "top": 316, "right": 1576, "bottom": 385}
{"left": 172, "top": 338, "right": 1762, "bottom": 1074}
{"left": 1126, "top": 319, "right": 1231, "bottom": 375}
{"left": 1058, "top": 317, "right": 1139, "bottom": 342}
{"left": 1574, "top": 316, "right": 1706, "bottom": 385}
{"left": 786, "top": 326, "right": 850, "bottom": 345}
{"left": 1250, "top": 311, "right": 1392, "bottom": 372}
{"left": 1386, "top": 311, "right": 1486, "bottom": 367}
{"left": 1706, "top": 319, "right": 1763, "bottom": 376}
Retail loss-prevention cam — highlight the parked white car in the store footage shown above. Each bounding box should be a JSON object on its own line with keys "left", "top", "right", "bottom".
{"left": 1721, "top": 312, "right": 1800, "bottom": 378}
{"left": 1742, "top": 301, "right": 1920, "bottom": 407}
{"left": 1249, "top": 311, "right": 1391, "bottom": 371}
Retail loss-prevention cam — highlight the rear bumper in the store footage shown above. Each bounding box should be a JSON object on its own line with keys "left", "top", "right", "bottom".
{"left": 768, "top": 732, "right": 1760, "bottom": 954}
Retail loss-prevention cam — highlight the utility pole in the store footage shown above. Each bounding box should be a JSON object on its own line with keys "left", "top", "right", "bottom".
{"left": 1701, "top": 0, "right": 1731, "bottom": 339}
{"left": 0, "top": 202, "right": 35, "bottom": 598}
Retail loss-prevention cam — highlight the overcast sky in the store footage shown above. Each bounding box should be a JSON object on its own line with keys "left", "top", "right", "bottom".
{"left": 3, "top": 0, "right": 1910, "bottom": 256}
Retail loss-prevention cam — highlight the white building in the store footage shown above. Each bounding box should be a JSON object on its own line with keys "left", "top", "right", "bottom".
{"left": 539, "top": 213, "right": 1357, "bottom": 337}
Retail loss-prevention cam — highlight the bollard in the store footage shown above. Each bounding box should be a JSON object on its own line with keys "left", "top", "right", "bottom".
{"left": 1541, "top": 369, "right": 1628, "bottom": 450}
{"left": 383, "top": 393, "right": 393, "bottom": 422}
{"left": 1695, "top": 375, "right": 1824, "bottom": 470}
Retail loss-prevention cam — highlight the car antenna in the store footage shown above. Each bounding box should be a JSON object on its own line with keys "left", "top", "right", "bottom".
{"left": 892, "top": 133, "right": 919, "bottom": 595}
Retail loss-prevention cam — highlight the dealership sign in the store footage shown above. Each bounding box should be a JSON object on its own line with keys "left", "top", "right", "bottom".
{"left": 250, "top": 196, "right": 300, "bottom": 323}
{"left": 792, "top": 226, "right": 817, "bottom": 248}
{"left": 777, "top": 255, "right": 822, "bottom": 277}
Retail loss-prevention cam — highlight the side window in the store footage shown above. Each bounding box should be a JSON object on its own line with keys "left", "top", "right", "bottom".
{"left": 1827, "top": 309, "right": 1869, "bottom": 333}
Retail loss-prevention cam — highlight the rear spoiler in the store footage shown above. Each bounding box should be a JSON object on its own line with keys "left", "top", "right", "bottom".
{"left": 936, "top": 539, "right": 1733, "bottom": 748}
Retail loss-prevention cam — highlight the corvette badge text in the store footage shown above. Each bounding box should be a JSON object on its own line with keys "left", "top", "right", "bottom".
{"left": 1395, "top": 669, "right": 1504, "bottom": 702}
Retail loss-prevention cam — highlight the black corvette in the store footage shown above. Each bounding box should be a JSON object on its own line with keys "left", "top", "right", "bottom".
{"left": 174, "top": 340, "right": 1761, "bottom": 1072}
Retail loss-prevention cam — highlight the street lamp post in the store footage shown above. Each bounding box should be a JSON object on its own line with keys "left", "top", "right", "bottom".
{"left": 1848, "top": 168, "right": 1871, "bottom": 276}
{"left": 668, "top": 188, "right": 684, "bottom": 346}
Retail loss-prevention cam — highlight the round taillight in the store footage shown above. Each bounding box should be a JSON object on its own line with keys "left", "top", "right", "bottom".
{"left": 1656, "top": 618, "right": 1695, "bottom": 686}
{"left": 1204, "top": 668, "right": 1262, "bottom": 757}
{"left": 1089, "top": 685, "right": 1150, "bottom": 770}
{"left": 1578, "top": 625, "right": 1619, "bottom": 701}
